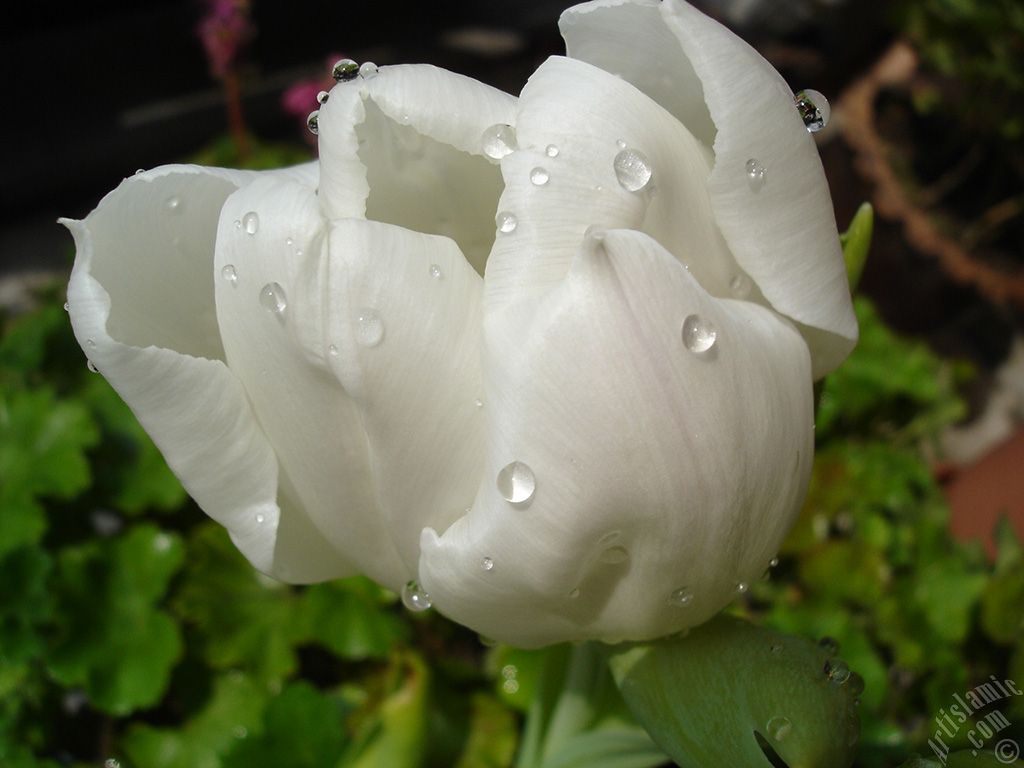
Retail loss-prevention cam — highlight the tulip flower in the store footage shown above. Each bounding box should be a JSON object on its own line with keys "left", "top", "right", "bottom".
{"left": 65, "top": 0, "right": 856, "bottom": 648}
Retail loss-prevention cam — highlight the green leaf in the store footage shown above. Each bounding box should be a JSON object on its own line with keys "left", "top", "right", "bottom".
{"left": 221, "top": 681, "right": 350, "bottom": 768}
{"left": 839, "top": 202, "right": 873, "bottom": 292}
{"left": 0, "top": 387, "right": 99, "bottom": 556}
{"left": 608, "top": 615, "right": 860, "bottom": 768}
{"left": 121, "top": 671, "right": 269, "bottom": 768}
{"left": 541, "top": 731, "right": 670, "bottom": 768}
{"left": 341, "top": 652, "right": 431, "bottom": 768}
{"left": 48, "top": 524, "right": 185, "bottom": 715}
{"left": 0, "top": 548, "right": 53, "bottom": 681}
{"left": 454, "top": 693, "right": 520, "bottom": 768}
{"left": 297, "top": 577, "right": 409, "bottom": 660}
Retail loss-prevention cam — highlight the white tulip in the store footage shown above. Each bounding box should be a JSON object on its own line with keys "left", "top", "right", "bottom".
{"left": 65, "top": 0, "right": 856, "bottom": 648}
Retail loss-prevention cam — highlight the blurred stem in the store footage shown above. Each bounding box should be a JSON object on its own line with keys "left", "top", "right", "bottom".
{"left": 222, "top": 70, "right": 250, "bottom": 163}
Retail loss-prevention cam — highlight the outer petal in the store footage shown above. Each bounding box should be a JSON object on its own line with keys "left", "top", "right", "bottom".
{"left": 560, "top": 0, "right": 858, "bottom": 377}
{"left": 64, "top": 163, "right": 342, "bottom": 582}
{"left": 318, "top": 219, "right": 487, "bottom": 576}
{"left": 420, "top": 229, "right": 814, "bottom": 648}
{"left": 213, "top": 175, "right": 409, "bottom": 590}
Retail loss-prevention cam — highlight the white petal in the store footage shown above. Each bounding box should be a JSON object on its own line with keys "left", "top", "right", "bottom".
{"left": 214, "top": 175, "right": 409, "bottom": 590}
{"left": 484, "top": 56, "right": 739, "bottom": 311}
{"left": 64, "top": 164, "right": 342, "bottom": 582}
{"left": 560, "top": 0, "right": 858, "bottom": 377}
{"left": 319, "top": 219, "right": 487, "bottom": 575}
{"left": 420, "top": 229, "right": 814, "bottom": 647}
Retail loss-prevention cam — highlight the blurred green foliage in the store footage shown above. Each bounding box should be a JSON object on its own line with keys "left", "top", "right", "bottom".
{"left": 1, "top": 204, "right": 1021, "bottom": 767}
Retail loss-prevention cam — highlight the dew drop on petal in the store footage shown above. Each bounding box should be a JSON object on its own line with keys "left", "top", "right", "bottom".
{"left": 63, "top": 302, "right": 70, "bottom": 311}
{"left": 598, "top": 531, "right": 621, "bottom": 547}
{"left": 259, "top": 282, "right": 287, "bottom": 315}
{"left": 242, "top": 211, "right": 259, "bottom": 235}
{"left": 600, "top": 546, "right": 629, "bottom": 564}
{"left": 794, "top": 89, "right": 830, "bottom": 132}
{"left": 474, "top": 398, "right": 484, "bottom": 408}
{"left": 165, "top": 195, "right": 183, "bottom": 213}
{"left": 482, "top": 556, "right": 494, "bottom": 572}
{"left": 568, "top": 587, "right": 580, "bottom": 599}
{"left": 307, "top": 110, "right": 320, "bottom": 135}
{"left": 825, "top": 659, "right": 851, "bottom": 684}
{"left": 221, "top": 264, "right": 237, "bottom": 284}
{"left": 613, "top": 148, "right": 652, "bottom": 192}
{"left": 359, "top": 61, "right": 378, "bottom": 78}
{"left": 87, "top": 360, "right": 99, "bottom": 373}
{"left": 317, "top": 90, "right": 330, "bottom": 104}
{"left": 354, "top": 308, "right": 384, "bottom": 347}
{"left": 681, "top": 314, "right": 716, "bottom": 353}
{"left": 481, "top": 123, "right": 518, "bottom": 159}
{"left": 328, "top": 344, "right": 338, "bottom": 356}
{"left": 735, "top": 581, "right": 748, "bottom": 594}
{"left": 496, "top": 211, "right": 518, "bottom": 233}
{"left": 332, "top": 58, "right": 360, "bottom": 82}
{"left": 668, "top": 587, "right": 693, "bottom": 607}
{"left": 616, "top": 138, "right": 627, "bottom": 149}
{"left": 545, "top": 144, "right": 559, "bottom": 157}
{"left": 401, "top": 581, "right": 432, "bottom": 611}
{"left": 496, "top": 461, "right": 535, "bottom": 504}
{"left": 429, "top": 263, "right": 443, "bottom": 279}
{"left": 729, "top": 273, "right": 752, "bottom": 298}
{"left": 770, "top": 556, "right": 780, "bottom": 568}
{"left": 255, "top": 513, "right": 265, "bottom": 524}
{"left": 86, "top": 338, "right": 96, "bottom": 348}
{"left": 530, "top": 167, "right": 549, "bottom": 186}
{"left": 766, "top": 715, "right": 793, "bottom": 742}
{"left": 745, "top": 158, "right": 766, "bottom": 190}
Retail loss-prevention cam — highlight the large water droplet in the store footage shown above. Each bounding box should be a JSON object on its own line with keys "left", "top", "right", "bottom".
{"left": 745, "top": 158, "right": 766, "bottom": 190}
{"left": 332, "top": 58, "right": 360, "bottom": 82}
{"left": 481, "top": 124, "right": 518, "bottom": 159}
{"left": 401, "top": 581, "right": 432, "bottom": 611}
{"left": 766, "top": 715, "right": 793, "bottom": 742}
{"left": 307, "top": 110, "right": 320, "bottom": 135}
{"left": 242, "top": 211, "right": 259, "bottom": 235}
{"left": 482, "top": 556, "right": 494, "bottom": 572}
{"left": 221, "top": 264, "right": 237, "bottom": 284}
{"left": 259, "top": 282, "right": 287, "bottom": 314}
{"left": 600, "top": 546, "right": 629, "bottom": 564}
{"left": 496, "top": 461, "right": 536, "bottom": 504}
{"left": 681, "top": 314, "right": 717, "bottom": 353}
{"left": 794, "top": 89, "right": 830, "bottom": 132}
{"left": 825, "top": 659, "right": 851, "bottom": 684}
{"left": 316, "top": 90, "right": 330, "bottom": 104}
{"left": 613, "top": 148, "right": 652, "bottom": 192}
{"left": 355, "top": 309, "right": 384, "bottom": 347}
{"left": 359, "top": 61, "right": 379, "bottom": 78}
{"left": 530, "top": 167, "right": 549, "bottom": 186}
{"left": 496, "top": 211, "right": 518, "bottom": 233}
{"left": 668, "top": 587, "right": 693, "bottom": 607}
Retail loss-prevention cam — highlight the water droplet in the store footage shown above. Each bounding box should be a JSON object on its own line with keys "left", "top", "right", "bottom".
{"left": 729, "top": 273, "right": 752, "bottom": 298}
{"left": 354, "top": 308, "right": 384, "bottom": 347}
{"left": 794, "top": 89, "right": 830, "bottom": 132}
{"left": 502, "top": 664, "right": 517, "bottom": 679}
{"left": 616, "top": 138, "right": 627, "bottom": 149}
{"left": 482, "top": 556, "right": 494, "bottom": 571}
{"left": 401, "top": 581, "right": 432, "bottom": 611}
{"left": 63, "top": 302, "right": 70, "bottom": 311}
{"left": 104, "top": 760, "right": 121, "bottom": 768}
{"left": 769, "top": 556, "right": 780, "bottom": 568}
{"left": 165, "top": 195, "right": 183, "bottom": 213}
{"left": 233, "top": 725, "right": 248, "bottom": 739}
{"left": 479, "top": 635, "right": 497, "bottom": 647}
{"left": 496, "top": 211, "right": 518, "bottom": 233}
{"left": 545, "top": 144, "right": 559, "bottom": 157}
{"left": 307, "top": 110, "right": 320, "bottom": 135}
{"left": 530, "top": 167, "right": 549, "bottom": 185}
{"left": 316, "top": 90, "right": 330, "bottom": 104}
{"left": 285, "top": 236, "right": 294, "bottom": 246}
{"left": 481, "top": 123, "right": 518, "bottom": 159}
{"left": 766, "top": 715, "right": 793, "bottom": 742}
{"left": 817, "top": 637, "right": 840, "bottom": 656}
{"left": 242, "top": 211, "right": 259, "bottom": 235}
{"left": 745, "top": 158, "right": 766, "bottom": 190}
{"left": 328, "top": 344, "right": 339, "bottom": 356}
{"left": 359, "top": 61, "right": 379, "bottom": 78}
{"left": 668, "top": 587, "right": 693, "bottom": 607}
{"left": 474, "top": 398, "right": 483, "bottom": 408}
{"left": 496, "top": 461, "right": 536, "bottom": 504}
{"left": 598, "top": 531, "right": 621, "bottom": 547}
{"left": 221, "top": 264, "right": 237, "bottom": 284}
{"left": 234, "top": 219, "right": 241, "bottom": 229}
{"left": 681, "top": 314, "right": 717, "bottom": 353}
{"left": 429, "top": 263, "right": 443, "bottom": 279}
{"left": 568, "top": 587, "right": 580, "bottom": 599}
{"left": 258, "top": 283, "right": 287, "bottom": 315}
{"left": 503, "top": 679, "right": 520, "bottom": 693}
{"left": 255, "top": 513, "right": 265, "bottom": 524}
{"left": 613, "top": 148, "right": 652, "bottom": 192}
{"left": 87, "top": 360, "right": 99, "bottom": 373}
{"left": 825, "top": 659, "right": 851, "bottom": 684}
{"left": 735, "top": 581, "right": 749, "bottom": 594}
{"left": 600, "top": 546, "right": 629, "bottom": 564}
{"left": 847, "top": 672, "right": 865, "bottom": 698}
{"left": 332, "top": 58, "right": 360, "bottom": 82}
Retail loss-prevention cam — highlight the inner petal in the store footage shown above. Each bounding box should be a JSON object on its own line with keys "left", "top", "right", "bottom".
{"left": 357, "top": 98, "right": 505, "bottom": 276}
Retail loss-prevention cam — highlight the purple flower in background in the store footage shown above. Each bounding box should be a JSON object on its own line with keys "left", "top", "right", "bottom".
{"left": 197, "top": 0, "right": 255, "bottom": 81}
